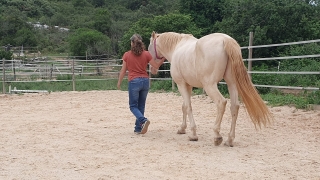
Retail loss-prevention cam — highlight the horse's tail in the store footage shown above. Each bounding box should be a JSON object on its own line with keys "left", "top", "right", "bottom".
{"left": 224, "top": 37, "right": 273, "bottom": 128}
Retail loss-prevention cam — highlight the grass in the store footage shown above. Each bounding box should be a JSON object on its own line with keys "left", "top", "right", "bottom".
{"left": 1, "top": 78, "right": 319, "bottom": 109}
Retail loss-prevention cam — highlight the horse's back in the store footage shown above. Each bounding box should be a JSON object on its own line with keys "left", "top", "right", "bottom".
{"left": 170, "top": 38, "right": 200, "bottom": 86}
{"left": 193, "top": 33, "right": 230, "bottom": 84}
{"left": 170, "top": 33, "right": 232, "bottom": 87}
{"left": 196, "top": 33, "right": 231, "bottom": 57}
{"left": 197, "top": 33, "right": 232, "bottom": 48}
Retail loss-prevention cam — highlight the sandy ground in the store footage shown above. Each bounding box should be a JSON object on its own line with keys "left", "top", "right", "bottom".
{"left": 0, "top": 90, "right": 319, "bottom": 180}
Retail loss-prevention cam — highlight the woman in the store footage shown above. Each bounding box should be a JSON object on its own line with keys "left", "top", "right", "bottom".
{"left": 117, "top": 34, "right": 165, "bottom": 135}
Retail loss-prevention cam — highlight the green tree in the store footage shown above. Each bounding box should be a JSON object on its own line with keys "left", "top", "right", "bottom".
{"left": 88, "top": 0, "right": 107, "bottom": 7}
{"left": 4, "top": 0, "right": 55, "bottom": 18}
{"left": 72, "top": 0, "right": 91, "bottom": 7}
{"left": 68, "top": 28, "right": 111, "bottom": 57}
{"left": 0, "top": 6, "right": 34, "bottom": 46}
{"left": 14, "top": 27, "right": 38, "bottom": 47}
{"left": 50, "top": 13, "right": 70, "bottom": 27}
{"left": 180, "top": 0, "right": 223, "bottom": 35}
{"left": 0, "top": 50, "right": 13, "bottom": 60}
{"left": 211, "top": 0, "right": 320, "bottom": 71}
{"left": 93, "top": 8, "right": 112, "bottom": 35}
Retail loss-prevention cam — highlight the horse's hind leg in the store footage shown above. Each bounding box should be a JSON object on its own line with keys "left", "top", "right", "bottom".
{"left": 224, "top": 80, "right": 240, "bottom": 147}
{"left": 204, "top": 83, "right": 227, "bottom": 146}
{"left": 177, "top": 100, "right": 188, "bottom": 134}
{"left": 176, "top": 83, "right": 198, "bottom": 141}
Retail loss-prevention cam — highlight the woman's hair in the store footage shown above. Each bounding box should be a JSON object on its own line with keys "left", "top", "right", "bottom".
{"left": 130, "top": 34, "right": 145, "bottom": 56}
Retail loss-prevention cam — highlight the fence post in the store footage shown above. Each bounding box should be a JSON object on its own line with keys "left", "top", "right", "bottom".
{"left": 248, "top": 32, "right": 254, "bottom": 79}
{"left": 2, "top": 58, "right": 6, "bottom": 94}
{"left": 50, "top": 64, "right": 53, "bottom": 80}
{"left": 72, "top": 58, "right": 75, "bottom": 91}
{"left": 172, "top": 79, "right": 175, "bottom": 91}
{"left": 13, "top": 60, "right": 16, "bottom": 81}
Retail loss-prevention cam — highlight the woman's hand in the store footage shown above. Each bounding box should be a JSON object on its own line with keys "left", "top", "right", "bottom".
{"left": 117, "top": 61, "right": 127, "bottom": 90}
{"left": 150, "top": 66, "right": 158, "bottom": 75}
{"left": 160, "top": 57, "right": 166, "bottom": 63}
{"left": 149, "top": 57, "right": 165, "bottom": 74}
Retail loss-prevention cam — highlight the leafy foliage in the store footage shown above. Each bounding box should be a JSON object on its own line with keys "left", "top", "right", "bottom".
{"left": 68, "top": 28, "right": 111, "bottom": 57}
{"left": 93, "top": 8, "right": 112, "bottom": 35}
{"left": 213, "top": 0, "right": 320, "bottom": 58}
{"left": 0, "top": 50, "right": 13, "bottom": 60}
{"left": 180, "top": 0, "right": 223, "bottom": 35}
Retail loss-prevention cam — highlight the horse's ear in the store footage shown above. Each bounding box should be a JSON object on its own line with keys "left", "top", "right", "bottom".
{"left": 151, "top": 31, "right": 156, "bottom": 38}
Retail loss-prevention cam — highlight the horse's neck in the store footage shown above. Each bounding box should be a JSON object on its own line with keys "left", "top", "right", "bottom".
{"left": 159, "top": 43, "right": 175, "bottom": 63}
{"left": 160, "top": 34, "right": 194, "bottom": 63}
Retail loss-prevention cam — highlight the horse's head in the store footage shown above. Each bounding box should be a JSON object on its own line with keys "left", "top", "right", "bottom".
{"left": 148, "top": 31, "right": 164, "bottom": 60}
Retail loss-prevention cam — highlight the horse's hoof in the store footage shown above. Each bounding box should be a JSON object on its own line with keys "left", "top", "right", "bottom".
{"left": 188, "top": 136, "right": 198, "bottom": 141}
{"left": 224, "top": 141, "right": 234, "bottom": 147}
{"left": 177, "top": 129, "right": 186, "bottom": 134}
{"left": 214, "top": 137, "right": 223, "bottom": 146}
{"left": 224, "top": 140, "right": 234, "bottom": 147}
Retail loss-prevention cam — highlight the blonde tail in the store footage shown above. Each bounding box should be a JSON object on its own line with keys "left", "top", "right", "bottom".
{"left": 224, "top": 38, "right": 273, "bottom": 128}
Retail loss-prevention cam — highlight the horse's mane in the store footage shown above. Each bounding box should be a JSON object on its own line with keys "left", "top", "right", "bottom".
{"left": 158, "top": 32, "right": 195, "bottom": 52}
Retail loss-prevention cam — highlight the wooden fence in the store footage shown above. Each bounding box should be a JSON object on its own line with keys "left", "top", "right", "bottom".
{"left": 0, "top": 57, "right": 123, "bottom": 93}
{"left": 1, "top": 34, "right": 320, "bottom": 93}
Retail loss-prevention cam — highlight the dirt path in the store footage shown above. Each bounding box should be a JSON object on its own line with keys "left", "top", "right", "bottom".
{"left": 0, "top": 91, "right": 319, "bottom": 179}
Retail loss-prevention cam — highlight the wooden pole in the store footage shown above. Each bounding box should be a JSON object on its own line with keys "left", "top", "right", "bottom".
{"left": 13, "top": 60, "right": 16, "bottom": 81}
{"left": 72, "top": 58, "right": 75, "bottom": 91}
{"left": 50, "top": 64, "right": 53, "bottom": 80}
{"left": 2, "top": 58, "right": 6, "bottom": 94}
{"left": 248, "top": 32, "right": 254, "bottom": 79}
{"left": 172, "top": 79, "right": 175, "bottom": 91}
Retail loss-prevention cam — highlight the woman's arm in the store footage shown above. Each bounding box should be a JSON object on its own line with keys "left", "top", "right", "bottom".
{"left": 117, "top": 61, "right": 127, "bottom": 89}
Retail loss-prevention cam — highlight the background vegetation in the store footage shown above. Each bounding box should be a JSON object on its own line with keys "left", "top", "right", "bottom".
{"left": 1, "top": 0, "right": 319, "bottom": 57}
{"left": 0, "top": 0, "right": 320, "bottom": 108}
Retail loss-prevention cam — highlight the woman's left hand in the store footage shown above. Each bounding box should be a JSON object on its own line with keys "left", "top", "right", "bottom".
{"left": 150, "top": 66, "right": 158, "bottom": 75}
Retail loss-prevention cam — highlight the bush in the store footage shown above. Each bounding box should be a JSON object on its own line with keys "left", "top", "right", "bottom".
{"left": 150, "top": 80, "right": 173, "bottom": 92}
{"left": 0, "top": 50, "right": 13, "bottom": 60}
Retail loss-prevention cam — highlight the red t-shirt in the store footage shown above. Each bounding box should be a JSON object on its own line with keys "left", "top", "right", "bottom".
{"left": 122, "top": 50, "right": 152, "bottom": 81}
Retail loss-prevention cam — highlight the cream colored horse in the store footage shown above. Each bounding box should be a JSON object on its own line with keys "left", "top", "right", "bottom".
{"left": 148, "top": 31, "right": 273, "bottom": 147}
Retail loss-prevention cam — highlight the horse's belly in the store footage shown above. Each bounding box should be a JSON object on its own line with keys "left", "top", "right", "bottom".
{"left": 185, "top": 76, "right": 203, "bottom": 87}
{"left": 171, "top": 68, "right": 203, "bottom": 88}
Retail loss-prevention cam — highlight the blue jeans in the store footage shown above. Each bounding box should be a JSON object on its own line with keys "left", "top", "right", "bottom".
{"left": 128, "top": 77, "right": 149, "bottom": 132}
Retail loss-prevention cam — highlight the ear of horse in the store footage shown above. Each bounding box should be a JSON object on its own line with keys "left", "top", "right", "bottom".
{"left": 152, "top": 31, "right": 156, "bottom": 39}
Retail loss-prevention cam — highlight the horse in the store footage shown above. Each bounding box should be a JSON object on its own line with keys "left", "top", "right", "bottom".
{"left": 148, "top": 31, "right": 273, "bottom": 147}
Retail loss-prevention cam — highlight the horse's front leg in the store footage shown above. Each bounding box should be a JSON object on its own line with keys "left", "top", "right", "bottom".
{"left": 176, "top": 83, "right": 198, "bottom": 141}
{"left": 187, "top": 104, "right": 198, "bottom": 141}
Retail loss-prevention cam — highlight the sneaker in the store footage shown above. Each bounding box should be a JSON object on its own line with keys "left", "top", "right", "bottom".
{"left": 140, "top": 120, "right": 150, "bottom": 134}
{"left": 134, "top": 131, "right": 141, "bottom": 135}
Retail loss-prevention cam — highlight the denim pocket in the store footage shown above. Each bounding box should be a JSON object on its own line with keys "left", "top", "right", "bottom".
{"left": 129, "top": 79, "right": 141, "bottom": 91}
